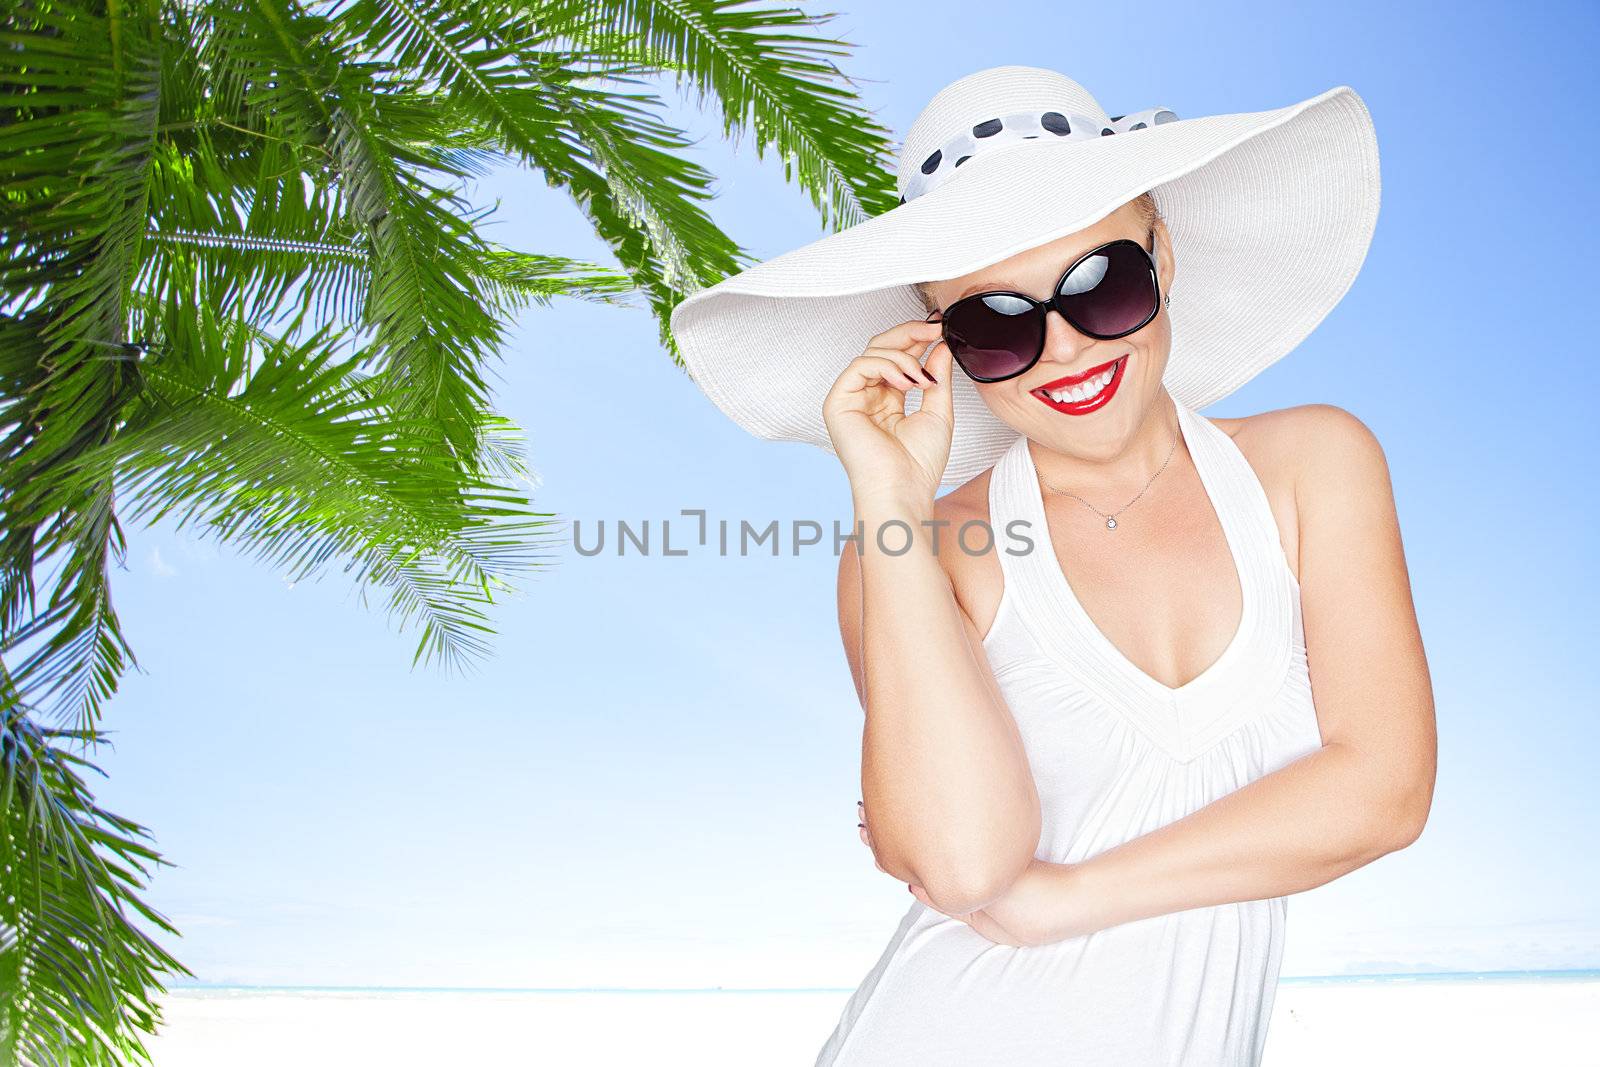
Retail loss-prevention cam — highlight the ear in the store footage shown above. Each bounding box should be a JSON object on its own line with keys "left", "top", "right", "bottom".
{"left": 1154, "top": 217, "right": 1175, "bottom": 297}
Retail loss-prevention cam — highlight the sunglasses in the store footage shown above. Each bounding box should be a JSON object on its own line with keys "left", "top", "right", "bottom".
{"left": 925, "top": 227, "right": 1162, "bottom": 383}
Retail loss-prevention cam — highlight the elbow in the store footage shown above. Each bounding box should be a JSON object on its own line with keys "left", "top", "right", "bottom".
{"left": 1341, "top": 732, "right": 1435, "bottom": 859}
{"left": 1375, "top": 775, "right": 1435, "bottom": 854}
{"left": 913, "top": 833, "right": 1039, "bottom": 916}
{"left": 919, "top": 864, "right": 1023, "bottom": 917}
{"left": 1388, "top": 793, "right": 1432, "bottom": 852}
{"left": 875, "top": 790, "right": 1042, "bottom": 916}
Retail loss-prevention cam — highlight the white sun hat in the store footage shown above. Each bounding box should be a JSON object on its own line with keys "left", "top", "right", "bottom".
{"left": 667, "top": 65, "right": 1381, "bottom": 490}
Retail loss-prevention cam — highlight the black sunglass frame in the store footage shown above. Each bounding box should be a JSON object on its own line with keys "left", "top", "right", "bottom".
{"left": 925, "top": 226, "right": 1162, "bottom": 384}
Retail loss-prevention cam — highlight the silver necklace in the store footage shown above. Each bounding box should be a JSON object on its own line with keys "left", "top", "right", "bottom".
{"left": 1038, "top": 411, "right": 1179, "bottom": 530}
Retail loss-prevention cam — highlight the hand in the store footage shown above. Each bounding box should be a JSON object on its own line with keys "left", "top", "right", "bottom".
{"left": 918, "top": 858, "right": 1077, "bottom": 948}
{"left": 822, "top": 319, "right": 955, "bottom": 505}
{"left": 858, "top": 800, "right": 1059, "bottom": 948}
{"left": 856, "top": 798, "right": 908, "bottom": 881}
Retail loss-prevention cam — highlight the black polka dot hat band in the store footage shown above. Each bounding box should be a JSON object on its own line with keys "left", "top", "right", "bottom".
{"left": 669, "top": 66, "right": 1382, "bottom": 490}
{"left": 900, "top": 106, "right": 1180, "bottom": 204}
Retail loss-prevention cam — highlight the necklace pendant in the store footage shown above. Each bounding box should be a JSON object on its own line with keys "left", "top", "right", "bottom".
{"left": 1106, "top": 517, "right": 1118, "bottom": 529}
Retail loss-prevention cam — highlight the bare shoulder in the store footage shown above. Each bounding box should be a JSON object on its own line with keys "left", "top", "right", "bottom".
{"left": 1213, "top": 398, "right": 1380, "bottom": 467}
{"left": 1208, "top": 403, "right": 1391, "bottom": 577}
{"left": 1224, "top": 402, "right": 1388, "bottom": 486}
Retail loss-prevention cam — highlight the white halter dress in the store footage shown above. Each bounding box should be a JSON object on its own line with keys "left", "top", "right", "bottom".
{"left": 814, "top": 399, "right": 1326, "bottom": 1066}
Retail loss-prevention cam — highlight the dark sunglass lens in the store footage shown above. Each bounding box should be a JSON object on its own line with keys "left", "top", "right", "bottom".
{"left": 943, "top": 293, "right": 1041, "bottom": 380}
{"left": 1056, "top": 241, "right": 1158, "bottom": 337}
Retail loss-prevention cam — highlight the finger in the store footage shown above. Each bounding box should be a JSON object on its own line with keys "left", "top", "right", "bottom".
{"left": 862, "top": 344, "right": 935, "bottom": 391}
{"left": 859, "top": 825, "right": 888, "bottom": 874}
{"left": 870, "top": 339, "right": 939, "bottom": 387}
{"left": 919, "top": 336, "right": 956, "bottom": 424}
{"left": 966, "top": 912, "right": 1024, "bottom": 946}
{"left": 833, "top": 353, "right": 922, "bottom": 399}
{"left": 864, "top": 317, "right": 946, "bottom": 357}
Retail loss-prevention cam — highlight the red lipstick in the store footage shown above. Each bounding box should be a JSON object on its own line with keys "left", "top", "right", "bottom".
{"left": 1031, "top": 354, "right": 1128, "bottom": 416}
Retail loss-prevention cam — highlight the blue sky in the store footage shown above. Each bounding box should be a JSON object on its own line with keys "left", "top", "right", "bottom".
{"left": 94, "top": 0, "right": 1597, "bottom": 988}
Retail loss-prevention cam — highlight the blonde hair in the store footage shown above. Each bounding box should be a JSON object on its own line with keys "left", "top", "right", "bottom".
{"left": 913, "top": 190, "right": 1162, "bottom": 316}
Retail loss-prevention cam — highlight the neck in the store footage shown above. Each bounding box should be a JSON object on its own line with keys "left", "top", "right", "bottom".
{"left": 1029, "top": 390, "right": 1181, "bottom": 494}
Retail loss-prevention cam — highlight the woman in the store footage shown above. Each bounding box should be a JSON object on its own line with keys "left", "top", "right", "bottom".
{"left": 669, "top": 66, "right": 1436, "bottom": 1065}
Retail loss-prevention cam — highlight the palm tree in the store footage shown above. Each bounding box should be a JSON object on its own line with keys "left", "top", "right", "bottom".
{"left": 0, "top": 0, "right": 899, "bottom": 1059}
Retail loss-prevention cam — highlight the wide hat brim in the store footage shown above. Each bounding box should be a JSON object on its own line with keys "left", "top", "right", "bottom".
{"left": 668, "top": 84, "right": 1380, "bottom": 491}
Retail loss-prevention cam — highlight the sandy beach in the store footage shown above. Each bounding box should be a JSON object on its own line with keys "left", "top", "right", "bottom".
{"left": 143, "top": 975, "right": 1600, "bottom": 1066}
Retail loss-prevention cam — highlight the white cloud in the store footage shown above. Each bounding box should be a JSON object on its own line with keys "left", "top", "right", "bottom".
{"left": 149, "top": 545, "right": 179, "bottom": 578}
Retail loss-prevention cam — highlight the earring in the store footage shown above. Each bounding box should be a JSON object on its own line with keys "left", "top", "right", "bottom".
{"left": 1164, "top": 293, "right": 1170, "bottom": 308}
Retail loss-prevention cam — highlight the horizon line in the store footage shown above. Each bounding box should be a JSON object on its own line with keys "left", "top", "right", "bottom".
{"left": 164, "top": 967, "right": 1600, "bottom": 994}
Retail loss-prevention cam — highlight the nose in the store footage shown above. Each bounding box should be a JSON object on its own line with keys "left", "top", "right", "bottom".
{"left": 1038, "top": 306, "right": 1101, "bottom": 365}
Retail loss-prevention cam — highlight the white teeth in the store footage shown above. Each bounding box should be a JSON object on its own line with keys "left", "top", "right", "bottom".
{"left": 1043, "top": 363, "right": 1116, "bottom": 405}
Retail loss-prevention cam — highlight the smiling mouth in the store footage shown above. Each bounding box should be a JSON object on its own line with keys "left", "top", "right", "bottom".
{"left": 1031, "top": 355, "right": 1128, "bottom": 415}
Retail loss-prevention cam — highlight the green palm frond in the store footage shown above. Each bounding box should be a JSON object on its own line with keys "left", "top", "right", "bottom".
{"left": 0, "top": 0, "right": 160, "bottom": 737}
{"left": 0, "top": 696, "right": 192, "bottom": 1067}
{"left": 328, "top": 0, "right": 739, "bottom": 362}
{"left": 474, "top": 247, "right": 640, "bottom": 311}
{"left": 142, "top": 137, "right": 374, "bottom": 327}
{"left": 48, "top": 294, "right": 559, "bottom": 675}
{"left": 197, "top": 0, "right": 509, "bottom": 467}
{"left": 538, "top": 0, "right": 903, "bottom": 228}
{"left": 528, "top": 69, "right": 749, "bottom": 358}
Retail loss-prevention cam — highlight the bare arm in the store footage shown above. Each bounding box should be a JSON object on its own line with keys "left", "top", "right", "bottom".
{"left": 975, "top": 405, "right": 1438, "bottom": 943}
{"left": 839, "top": 493, "right": 1040, "bottom": 916}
